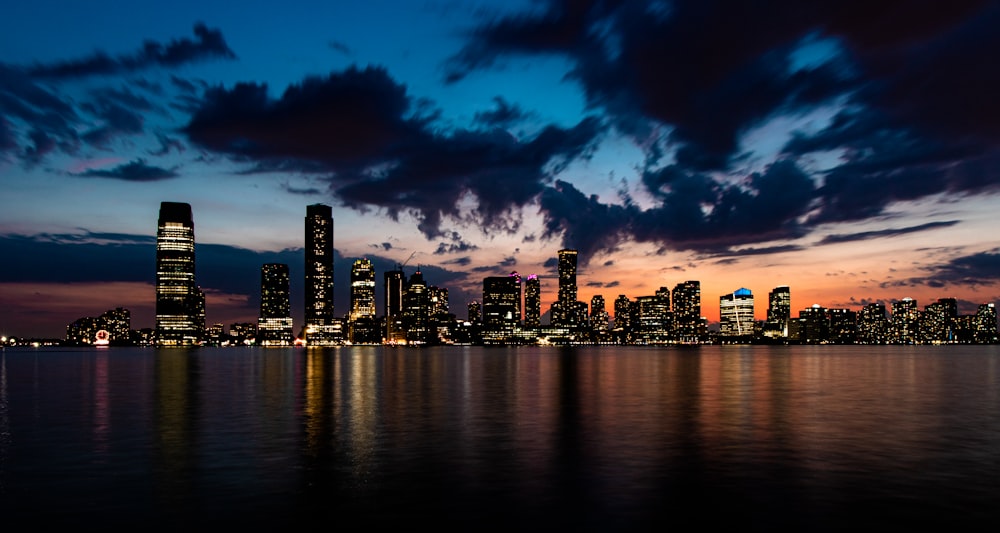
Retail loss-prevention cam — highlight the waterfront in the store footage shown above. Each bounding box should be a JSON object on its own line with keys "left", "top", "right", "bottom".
{"left": 1, "top": 345, "right": 998, "bottom": 530}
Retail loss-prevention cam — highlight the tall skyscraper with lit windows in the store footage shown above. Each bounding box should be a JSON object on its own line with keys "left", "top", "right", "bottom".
{"left": 305, "top": 204, "right": 335, "bottom": 342}
{"left": 258, "top": 263, "right": 293, "bottom": 345}
{"left": 524, "top": 274, "right": 541, "bottom": 328}
{"left": 384, "top": 267, "right": 405, "bottom": 343}
{"left": 155, "top": 201, "right": 204, "bottom": 346}
{"left": 551, "top": 249, "right": 579, "bottom": 327}
{"left": 349, "top": 258, "right": 380, "bottom": 344}
{"left": 765, "top": 285, "right": 791, "bottom": 338}
{"left": 672, "top": 281, "right": 701, "bottom": 341}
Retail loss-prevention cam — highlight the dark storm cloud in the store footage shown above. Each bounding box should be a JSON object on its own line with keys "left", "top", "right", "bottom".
{"left": 473, "top": 96, "right": 533, "bottom": 128}
{"left": 447, "top": 0, "right": 1000, "bottom": 256}
{"left": 817, "top": 221, "right": 961, "bottom": 245}
{"left": 1, "top": 26, "right": 234, "bottom": 165}
{"left": 184, "top": 65, "right": 604, "bottom": 240}
{"left": 539, "top": 159, "right": 815, "bottom": 261}
{"left": 28, "top": 23, "right": 236, "bottom": 79}
{"left": 149, "top": 133, "right": 186, "bottom": 156}
{"left": 73, "top": 159, "right": 178, "bottom": 181}
{"left": 919, "top": 249, "right": 1000, "bottom": 287}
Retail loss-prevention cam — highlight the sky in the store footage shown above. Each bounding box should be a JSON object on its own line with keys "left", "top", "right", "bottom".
{"left": 3, "top": 0, "right": 1000, "bottom": 338}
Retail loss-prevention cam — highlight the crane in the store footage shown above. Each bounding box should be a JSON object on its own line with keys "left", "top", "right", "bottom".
{"left": 399, "top": 251, "right": 416, "bottom": 271}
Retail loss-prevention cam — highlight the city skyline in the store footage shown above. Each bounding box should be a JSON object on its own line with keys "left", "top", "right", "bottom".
{"left": 4, "top": 1, "right": 1000, "bottom": 338}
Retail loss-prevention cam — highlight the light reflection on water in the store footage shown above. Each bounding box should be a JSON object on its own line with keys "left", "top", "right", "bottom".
{"left": 1, "top": 345, "right": 998, "bottom": 530}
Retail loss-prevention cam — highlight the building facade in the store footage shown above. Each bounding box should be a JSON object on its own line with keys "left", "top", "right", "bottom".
{"left": 155, "top": 201, "right": 204, "bottom": 346}
{"left": 258, "top": 263, "right": 294, "bottom": 345}
{"left": 305, "top": 204, "right": 336, "bottom": 344}
{"left": 720, "top": 288, "right": 754, "bottom": 337}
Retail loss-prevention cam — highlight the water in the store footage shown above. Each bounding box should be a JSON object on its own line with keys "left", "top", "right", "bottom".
{"left": 1, "top": 345, "right": 998, "bottom": 530}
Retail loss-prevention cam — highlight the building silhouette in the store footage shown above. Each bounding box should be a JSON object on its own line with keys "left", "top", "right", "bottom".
{"left": 155, "top": 201, "right": 204, "bottom": 346}
{"left": 975, "top": 303, "right": 998, "bottom": 343}
{"left": 384, "top": 266, "right": 406, "bottom": 344}
{"left": 672, "top": 281, "right": 702, "bottom": 342}
{"left": 590, "top": 295, "right": 610, "bottom": 342}
{"left": 258, "top": 263, "right": 294, "bottom": 345}
{"left": 523, "top": 274, "right": 541, "bottom": 329}
{"left": 483, "top": 274, "right": 521, "bottom": 342}
{"left": 305, "top": 204, "right": 336, "bottom": 344}
{"left": 551, "top": 249, "right": 585, "bottom": 328}
{"left": 403, "top": 269, "right": 430, "bottom": 344}
{"left": 765, "top": 286, "right": 791, "bottom": 339}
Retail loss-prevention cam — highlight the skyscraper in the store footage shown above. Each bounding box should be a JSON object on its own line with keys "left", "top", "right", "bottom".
{"left": 258, "top": 263, "right": 293, "bottom": 345}
{"left": 483, "top": 274, "right": 521, "bottom": 340}
{"left": 384, "top": 267, "right": 405, "bottom": 344}
{"left": 155, "top": 201, "right": 204, "bottom": 346}
{"left": 403, "top": 269, "right": 430, "bottom": 344}
{"left": 891, "top": 297, "right": 919, "bottom": 344}
{"left": 305, "top": 204, "right": 335, "bottom": 343}
{"left": 765, "top": 285, "right": 791, "bottom": 338}
{"left": 975, "top": 303, "right": 997, "bottom": 343}
{"left": 720, "top": 288, "right": 754, "bottom": 337}
{"left": 350, "top": 258, "right": 376, "bottom": 321}
{"left": 523, "top": 274, "right": 541, "bottom": 328}
{"left": 590, "top": 294, "right": 610, "bottom": 341}
{"left": 551, "top": 249, "right": 579, "bottom": 327}
{"left": 672, "top": 281, "right": 701, "bottom": 341}
{"left": 349, "top": 258, "right": 379, "bottom": 344}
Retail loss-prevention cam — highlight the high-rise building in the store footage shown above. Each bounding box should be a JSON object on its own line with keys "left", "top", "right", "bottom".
{"left": 349, "top": 258, "right": 379, "bottom": 344}
{"left": 551, "top": 249, "right": 580, "bottom": 327}
{"left": 384, "top": 267, "right": 406, "bottom": 344}
{"left": 100, "top": 307, "right": 131, "bottom": 344}
{"left": 403, "top": 269, "right": 430, "bottom": 344}
{"left": 305, "top": 204, "right": 335, "bottom": 343}
{"left": 922, "top": 298, "right": 957, "bottom": 343}
{"left": 672, "top": 281, "right": 701, "bottom": 341}
{"left": 858, "top": 303, "right": 889, "bottom": 344}
{"left": 828, "top": 308, "right": 857, "bottom": 343}
{"left": 483, "top": 274, "right": 521, "bottom": 341}
{"left": 975, "top": 303, "right": 998, "bottom": 343}
{"left": 891, "top": 297, "right": 919, "bottom": 344}
{"left": 467, "top": 301, "right": 482, "bottom": 324}
{"left": 155, "top": 201, "right": 204, "bottom": 346}
{"left": 720, "top": 288, "right": 754, "bottom": 337}
{"left": 797, "top": 304, "right": 829, "bottom": 343}
{"left": 258, "top": 263, "right": 294, "bottom": 345}
{"left": 765, "top": 286, "right": 791, "bottom": 338}
{"left": 590, "top": 294, "right": 610, "bottom": 341}
{"left": 613, "top": 294, "right": 633, "bottom": 342}
{"left": 523, "top": 274, "right": 541, "bottom": 328}
{"left": 350, "top": 259, "right": 376, "bottom": 321}
{"left": 633, "top": 290, "right": 672, "bottom": 343}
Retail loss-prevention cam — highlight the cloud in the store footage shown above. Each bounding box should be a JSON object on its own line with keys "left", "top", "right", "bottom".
{"left": 473, "top": 96, "right": 534, "bottom": 128}
{"left": 329, "top": 40, "right": 353, "bottom": 56}
{"left": 446, "top": 0, "right": 1000, "bottom": 255}
{"left": 920, "top": 249, "right": 1000, "bottom": 287}
{"left": 539, "top": 159, "right": 816, "bottom": 262}
{"left": 27, "top": 23, "right": 236, "bottom": 79}
{"left": 817, "top": 221, "right": 961, "bottom": 245}
{"left": 184, "top": 64, "right": 605, "bottom": 240}
{"left": 0, "top": 26, "right": 234, "bottom": 166}
{"left": 72, "top": 159, "right": 178, "bottom": 181}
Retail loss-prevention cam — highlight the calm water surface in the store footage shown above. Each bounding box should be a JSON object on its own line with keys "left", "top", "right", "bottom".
{"left": 1, "top": 345, "right": 998, "bottom": 530}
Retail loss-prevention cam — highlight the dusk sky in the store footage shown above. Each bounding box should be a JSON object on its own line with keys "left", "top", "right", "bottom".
{"left": 3, "top": 0, "right": 1000, "bottom": 338}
